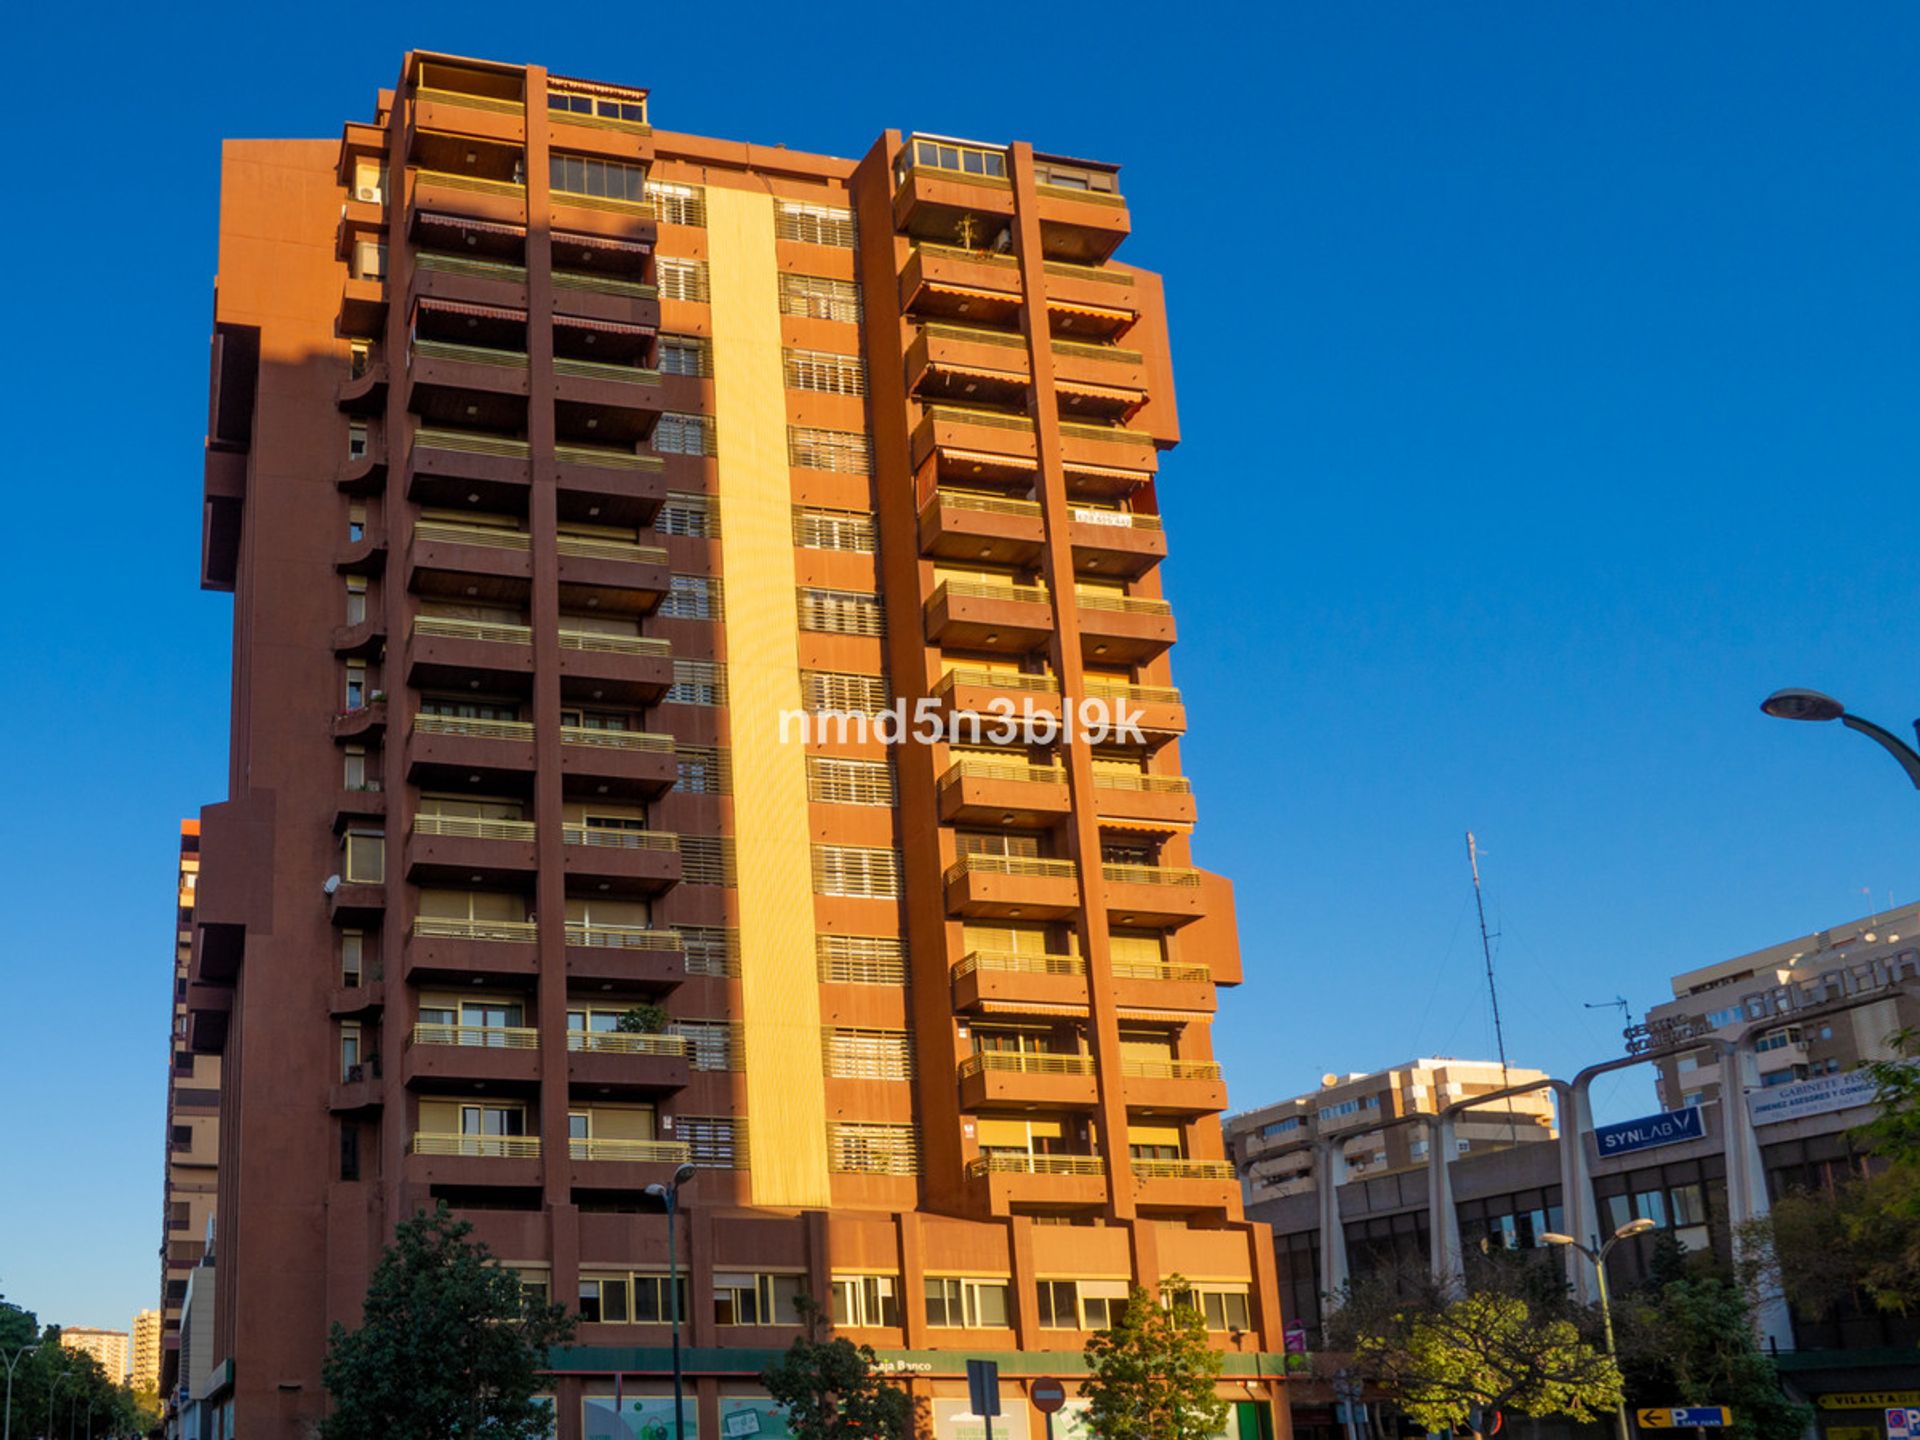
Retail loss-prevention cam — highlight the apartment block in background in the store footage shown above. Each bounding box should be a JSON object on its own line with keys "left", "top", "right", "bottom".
{"left": 1224, "top": 1058, "right": 1557, "bottom": 1199}
{"left": 130, "top": 1307, "right": 161, "bottom": 1394}
{"left": 159, "top": 819, "right": 218, "bottom": 1408}
{"left": 186, "top": 51, "right": 1281, "bottom": 1440}
{"left": 59, "top": 1327, "right": 130, "bottom": 1382}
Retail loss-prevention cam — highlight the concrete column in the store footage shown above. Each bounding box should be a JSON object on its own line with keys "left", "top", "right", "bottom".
{"left": 1560, "top": 1079, "right": 1597, "bottom": 1302}
{"left": 1426, "top": 1114, "right": 1463, "bottom": 1288}
{"left": 1314, "top": 1140, "right": 1350, "bottom": 1306}
{"left": 1719, "top": 1038, "right": 1792, "bottom": 1349}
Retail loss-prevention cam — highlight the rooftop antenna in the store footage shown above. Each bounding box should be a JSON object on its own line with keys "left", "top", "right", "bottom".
{"left": 1466, "top": 832, "right": 1517, "bottom": 1145}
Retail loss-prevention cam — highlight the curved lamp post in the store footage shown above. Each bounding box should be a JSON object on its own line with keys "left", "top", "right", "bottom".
{"left": 1760, "top": 689, "right": 1920, "bottom": 789}
{"left": 2, "top": 1344, "right": 37, "bottom": 1440}
{"left": 643, "top": 1164, "right": 698, "bottom": 1440}
{"left": 1543, "top": 1218, "right": 1655, "bottom": 1440}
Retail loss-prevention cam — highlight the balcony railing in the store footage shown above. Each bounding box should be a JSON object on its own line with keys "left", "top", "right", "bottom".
{"left": 933, "top": 578, "right": 1051, "bottom": 607}
{"left": 411, "top": 1023, "right": 538, "bottom": 1049}
{"left": 569, "top": 1136, "right": 691, "bottom": 1163}
{"left": 1068, "top": 505, "right": 1162, "bottom": 531}
{"left": 549, "top": 189, "right": 658, "bottom": 218}
{"left": 414, "top": 714, "right": 534, "bottom": 741}
{"left": 411, "top": 916, "right": 537, "bottom": 943}
{"left": 414, "top": 171, "right": 528, "bottom": 199}
{"left": 414, "top": 814, "right": 537, "bottom": 842}
{"left": 924, "top": 403, "right": 1034, "bottom": 434}
{"left": 1110, "top": 959, "right": 1211, "bottom": 983}
{"left": 1121, "top": 1059, "right": 1224, "bottom": 1081}
{"left": 553, "top": 357, "right": 663, "bottom": 386}
{"left": 941, "top": 760, "right": 1067, "bottom": 788}
{"left": 412, "top": 1132, "right": 540, "bottom": 1159}
{"left": 958, "top": 1052, "right": 1096, "bottom": 1078}
{"left": 412, "top": 427, "right": 531, "bottom": 460}
{"left": 554, "top": 442, "right": 663, "bottom": 472}
{"left": 936, "top": 667, "right": 1060, "bottom": 696}
{"left": 1073, "top": 588, "right": 1172, "bottom": 617}
{"left": 560, "top": 725, "right": 673, "bottom": 751}
{"left": 414, "top": 252, "right": 528, "bottom": 283}
{"left": 556, "top": 629, "right": 671, "bottom": 657}
{"left": 952, "top": 950, "right": 1086, "bottom": 979}
{"left": 1082, "top": 678, "right": 1181, "bottom": 707}
{"left": 1130, "top": 1158, "right": 1237, "bottom": 1181}
{"left": 567, "top": 1031, "right": 690, "bottom": 1056}
{"left": 555, "top": 534, "right": 669, "bottom": 564}
{"left": 415, "top": 87, "right": 525, "bottom": 117}
{"left": 1101, "top": 864, "right": 1202, "bottom": 888}
{"left": 564, "top": 922, "right": 684, "bottom": 952}
{"left": 413, "top": 339, "right": 529, "bottom": 369}
{"left": 1059, "top": 420, "right": 1151, "bottom": 446}
{"left": 551, "top": 270, "right": 658, "bottom": 299}
{"left": 412, "top": 615, "right": 533, "bottom": 645}
{"left": 917, "top": 242, "right": 1019, "bottom": 269}
{"left": 1090, "top": 772, "right": 1191, "bottom": 794}
{"left": 966, "top": 1152, "right": 1107, "bottom": 1178}
{"left": 561, "top": 825, "right": 679, "bottom": 851}
{"left": 931, "top": 490, "right": 1042, "bottom": 519}
{"left": 921, "top": 321, "right": 1027, "bottom": 351}
{"left": 1052, "top": 338, "right": 1145, "bottom": 366}
{"left": 1043, "top": 258, "right": 1134, "bottom": 287}
{"left": 414, "top": 521, "right": 531, "bottom": 550}
{"left": 944, "top": 854, "right": 1078, "bottom": 884}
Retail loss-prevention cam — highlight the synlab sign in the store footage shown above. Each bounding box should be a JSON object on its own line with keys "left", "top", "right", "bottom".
{"left": 1594, "top": 1107, "right": 1706, "bottom": 1159}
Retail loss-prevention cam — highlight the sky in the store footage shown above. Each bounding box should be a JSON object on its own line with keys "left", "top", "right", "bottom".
{"left": 6, "top": 0, "right": 1919, "bottom": 1338}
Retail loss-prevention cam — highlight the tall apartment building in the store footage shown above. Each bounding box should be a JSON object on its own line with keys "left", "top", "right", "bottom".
{"left": 185, "top": 50, "right": 1282, "bottom": 1440}
{"left": 59, "top": 1327, "right": 130, "bottom": 1382}
{"left": 1646, "top": 901, "right": 1920, "bottom": 1108}
{"left": 160, "top": 819, "right": 218, "bottom": 1406}
{"left": 130, "top": 1308, "right": 162, "bottom": 1394}
{"left": 1223, "top": 1059, "right": 1557, "bottom": 1199}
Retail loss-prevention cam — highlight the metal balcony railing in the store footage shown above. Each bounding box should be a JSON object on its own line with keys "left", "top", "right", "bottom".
{"left": 929, "top": 490, "right": 1042, "bottom": 519}
{"left": 1101, "top": 864, "right": 1202, "bottom": 888}
{"left": 1043, "top": 258, "right": 1134, "bottom": 287}
{"left": 561, "top": 825, "right": 679, "bottom": 851}
{"left": 411, "top": 1023, "right": 538, "bottom": 1049}
{"left": 553, "top": 442, "right": 663, "bottom": 471}
{"left": 932, "top": 578, "right": 1051, "bottom": 608}
{"left": 966, "top": 1152, "right": 1107, "bottom": 1178}
{"left": 412, "top": 428, "right": 531, "bottom": 460}
{"left": 566, "top": 1031, "right": 689, "bottom": 1057}
{"left": 414, "top": 521, "right": 531, "bottom": 550}
{"left": 1109, "top": 959, "right": 1212, "bottom": 983}
{"left": 1120, "top": 1059, "right": 1224, "bottom": 1081}
{"left": 951, "top": 951, "right": 1086, "bottom": 979}
{"left": 413, "top": 814, "right": 537, "bottom": 842}
{"left": 411, "top": 916, "right": 538, "bottom": 943}
{"left": 1073, "top": 588, "right": 1173, "bottom": 617}
{"left": 413, "top": 338, "right": 528, "bottom": 369}
{"left": 414, "top": 87, "right": 525, "bottom": 117}
{"left": 1089, "top": 772, "right": 1191, "bottom": 794}
{"left": 414, "top": 171, "right": 527, "bottom": 198}
{"left": 568, "top": 1136, "right": 692, "bottom": 1163}
{"left": 940, "top": 760, "right": 1067, "bottom": 789}
{"left": 957, "top": 1051, "right": 1096, "bottom": 1079}
{"left": 411, "top": 1132, "right": 540, "bottom": 1159}
{"left": 1130, "top": 1158, "right": 1237, "bottom": 1181}
{"left": 552, "top": 357, "right": 663, "bottom": 386}
{"left": 551, "top": 270, "right": 658, "bottom": 299}
{"left": 412, "top": 615, "right": 533, "bottom": 645}
{"left": 1082, "top": 677, "right": 1182, "bottom": 706}
{"left": 944, "top": 854, "right": 1079, "bottom": 885}
{"left": 554, "top": 534, "right": 668, "bottom": 564}
{"left": 559, "top": 725, "right": 673, "bottom": 752}
{"left": 414, "top": 251, "right": 528, "bottom": 282}
{"left": 414, "top": 714, "right": 535, "bottom": 741}
{"left": 556, "top": 629, "right": 671, "bottom": 657}
{"left": 564, "top": 922, "right": 684, "bottom": 952}
{"left": 936, "top": 667, "right": 1059, "bottom": 696}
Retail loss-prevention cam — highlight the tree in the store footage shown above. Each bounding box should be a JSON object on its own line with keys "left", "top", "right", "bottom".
{"left": 617, "top": 1003, "right": 671, "bottom": 1035}
{"left": 1614, "top": 1251, "right": 1811, "bottom": 1440}
{"left": 1336, "top": 1282, "right": 1620, "bottom": 1438}
{"left": 759, "top": 1295, "right": 911, "bottom": 1440}
{"left": 320, "top": 1203, "right": 574, "bottom": 1440}
{"left": 1079, "top": 1277, "right": 1227, "bottom": 1440}
{"left": 1856, "top": 1026, "right": 1920, "bottom": 1165}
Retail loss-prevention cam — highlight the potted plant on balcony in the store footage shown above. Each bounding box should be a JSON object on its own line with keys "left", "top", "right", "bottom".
{"left": 616, "top": 1002, "right": 671, "bottom": 1035}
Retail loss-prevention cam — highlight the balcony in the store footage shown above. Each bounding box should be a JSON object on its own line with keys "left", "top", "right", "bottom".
{"left": 331, "top": 615, "right": 386, "bottom": 659}
{"left": 407, "top": 169, "right": 528, "bottom": 230}
{"left": 899, "top": 244, "right": 1023, "bottom": 324}
{"left": 555, "top": 533, "right": 671, "bottom": 614}
{"left": 332, "top": 700, "right": 388, "bottom": 743}
{"left": 407, "top": 814, "right": 539, "bottom": 887}
{"left": 409, "top": 84, "right": 527, "bottom": 146}
{"left": 556, "top": 629, "right": 674, "bottom": 706}
{"left": 336, "top": 356, "right": 388, "bottom": 416}
{"left": 907, "top": 323, "right": 1031, "bottom": 407}
{"left": 547, "top": 188, "right": 657, "bottom": 247}
{"left": 329, "top": 978, "right": 386, "bottom": 1018}
{"left": 329, "top": 1057, "right": 385, "bottom": 1113}
{"left": 560, "top": 726, "right": 676, "bottom": 800}
{"left": 910, "top": 405, "right": 1037, "bottom": 474}
{"left": 1090, "top": 772, "right": 1195, "bottom": 829}
{"left": 1058, "top": 420, "right": 1158, "bottom": 475}
{"left": 565, "top": 1030, "right": 691, "bottom": 1094}
{"left": 408, "top": 520, "right": 534, "bottom": 597}
{"left": 407, "top": 616, "right": 534, "bottom": 693}
{"left": 338, "top": 429, "right": 388, "bottom": 496}
{"left": 562, "top": 825, "right": 681, "bottom": 895}
{"left": 1074, "top": 588, "right": 1175, "bottom": 665}
{"left": 1042, "top": 261, "right": 1139, "bottom": 340}
{"left": 950, "top": 951, "right": 1088, "bottom": 1013}
{"left": 943, "top": 854, "right": 1080, "bottom": 919}
{"left": 932, "top": 668, "right": 1064, "bottom": 732}
{"left": 1033, "top": 180, "right": 1130, "bottom": 266}
{"left": 552, "top": 355, "right": 665, "bottom": 415}
{"left": 403, "top": 1023, "right": 540, "bottom": 1089}
{"left": 1084, "top": 679, "right": 1184, "bottom": 740}
{"left": 405, "top": 916, "right": 539, "bottom": 985}
{"left": 924, "top": 579, "right": 1054, "bottom": 654}
{"left": 550, "top": 265, "right": 661, "bottom": 329}
{"left": 892, "top": 137, "right": 1015, "bottom": 241}
{"left": 340, "top": 274, "right": 387, "bottom": 337}
{"left": 1127, "top": 1157, "right": 1239, "bottom": 1211}
{"left": 407, "top": 1131, "right": 542, "bottom": 1188}
{"left": 555, "top": 444, "right": 671, "bottom": 528}
{"left": 966, "top": 1151, "right": 1109, "bottom": 1210}
{"left": 407, "top": 427, "right": 531, "bottom": 512}
{"left": 1109, "top": 959, "right": 1216, "bottom": 1016}
{"left": 569, "top": 1134, "right": 693, "bottom": 1192}
{"left": 407, "top": 339, "right": 531, "bottom": 426}
{"left": 957, "top": 1051, "right": 1099, "bottom": 1110}
{"left": 1101, "top": 863, "right": 1206, "bottom": 928}
{"left": 1120, "top": 1059, "right": 1228, "bottom": 1114}
{"left": 565, "top": 923, "right": 686, "bottom": 992}
{"left": 409, "top": 714, "right": 535, "bottom": 790}
{"left": 918, "top": 489, "right": 1044, "bottom": 567}
{"left": 411, "top": 251, "right": 530, "bottom": 312}
{"left": 937, "top": 759, "right": 1070, "bottom": 827}
{"left": 1066, "top": 504, "right": 1166, "bottom": 580}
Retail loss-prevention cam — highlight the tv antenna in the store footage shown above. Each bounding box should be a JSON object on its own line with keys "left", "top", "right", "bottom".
{"left": 1466, "top": 832, "right": 1516, "bottom": 1143}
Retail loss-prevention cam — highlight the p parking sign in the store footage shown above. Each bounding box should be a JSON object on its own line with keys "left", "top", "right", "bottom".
{"left": 1887, "top": 1409, "right": 1920, "bottom": 1440}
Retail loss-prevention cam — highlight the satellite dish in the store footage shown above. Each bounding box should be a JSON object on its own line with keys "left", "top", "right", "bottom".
{"left": 1321, "top": 1073, "right": 1339, "bottom": 1089}
{"left": 323, "top": 874, "right": 342, "bottom": 895}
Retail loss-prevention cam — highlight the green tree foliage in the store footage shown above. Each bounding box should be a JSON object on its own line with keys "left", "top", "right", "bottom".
{"left": 1, "top": 1321, "right": 146, "bottom": 1440}
{"left": 1615, "top": 1247, "right": 1811, "bottom": 1440}
{"left": 1333, "top": 1275, "right": 1620, "bottom": 1438}
{"left": 1079, "top": 1277, "right": 1228, "bottom": 1440}
{"left": 759, "top": 1295, "right": 911, "bottom": 1440}
{"left": 320, "top": 1203, "right": 574, "bottom": 1440}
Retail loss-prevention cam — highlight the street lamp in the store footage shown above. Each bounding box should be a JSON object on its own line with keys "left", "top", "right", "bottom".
{"left": 2, "top": 1344, "right": 37, "bottom": 1440}
{"left": 1543, "top": 1218, "right": 1656, "bottom": 1440}
{"left": 45, "top": 1369, "right": 69, "bottom": 1440}
{"left": 1760, "top": 689, "right": 1920, "bottom": 789}
{"left": 643, "top": 1163, "right": 697, "bottom": 1440}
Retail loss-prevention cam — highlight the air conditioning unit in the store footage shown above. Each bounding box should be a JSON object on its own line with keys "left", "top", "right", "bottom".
{"left": 356, "top": 185, "right": 383, "bottom": 203}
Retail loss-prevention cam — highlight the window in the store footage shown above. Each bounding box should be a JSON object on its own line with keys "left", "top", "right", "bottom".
{"left": 659, "top": 574, "right": 723, "bottom": 621}
{"left": 657, "top": 336, "right": 712, "bottom": 378}
{"left": 827, "top": 1122, "right": 919, "bottom": 1175}
{"left": 807, "top": 756, "right": 894, "bottom": 806}
{"left": 646, "top": 181, "right": 706, "bottom": 226}
{"left": 549, "top": 86, "right": 649, "bottom": 128}
{"left": 343, "top": 745, "right": 378, "bottom": 792}
{"left": 775, "top": 201, "right": 856, "bottom": 247}
{"left": 905, "top": 137, "right": 1008, "bottom": 180}
{"left": 656, "top": 258, "right": 711, "bottom": 303}
{"left": 671, "top": 1021, "right": 743, "bottom": 1071}
{"left": 678, "top": 1115, "right": 745, "bottom": 1168}
{"left": 666, "top": 659, "right": 727, "bottom": 706}
{"left": 344, "top": 575, "right": 369, "bottom": 626}
{"left": 342, "top": 827, "right": 385, "bottom": 884}
{"left": 654, "top": 412, "right": 716, "bottom": 456}
{"left": 801, "top": 670, "right": 888, "bottom": 714}
{"left": 1258, "top": 1116, "right": 1302, "bottom": 1139}
{"left": 681, "top": 927, "right": 740, "bottom": 979}
{"left": 811, "top": 844, "right": 903, "bottom": 899}
{"left": 339, "top": 1122, "right": 360, "bottom": 1182}
{"left": 550, "top": 153, "right": 646, "bottom": 203}
{"left": 924, "top": 1277, "right": 1011, "bottom": 1329}
{"left": 787, "top": 426, "right": 871, "bottom": 475}
{"left": 778, "top": 273, "right": 862, "bottom": 324}
{"left": 831, "top": 1274, "right": 900, "bottom": 1328}
{"left": 784, "top": 348, "right": 866, "bottom": 396}
{"left": 348, "top": 422, "right": 369, "bottom": 460}
{"left": 817, "top": 934, "right": 908, "bottom": 986}
{"left": 798, "top": 587, "right": 884, "bottom": 636}
{"left": 340, "top": 931, "right": 364, "bottom": 986}
{"left": 658, "top": 491, "right": 717, "bottom": 537}
{"left": 822, "top": 1028, "right": 913, "bottom": 1081}
{"left": 344, "top": 661, "right": 368, "bottom": 711}
{"left": 340, "top": 1022, "right": 362, "bottom": 1081}
{"left": 793, "top": 506, "right": 876, "bottom": 552}
{"left": 631, "top": 1272, "right": 688, "bottom": 1322}
{"left": 347, "top": 503, "right": 366, "bottom": 542}
{"left": 579, "top": 1274, "right": 630, "bottom": 1323}
{"left": 675, "top": 745, "right": 730, "bottom": 795}
{"left": 1037, "top": 1278, "right": 1128, "bottom": 1330}
{"left": 1165, "top": 1283, "right": 1251, "bottom": 1332}
{"left": 679, "top": 836, "right": 736, "bottom": 886}
{"left": 171, "top": 1125, "right": 193, "bottom": 1150}
{"left": 1706, "top": 1005, "right": 1745, "bottom": 1029}
{"left": 350, "top": 240, "right": 387, "bottom": 281}
{"left": 173, "top": 1050, "right": 194, "bottom": 1077}
{"left": 714, "top": 1273, "right": 805, "bottom": 1326}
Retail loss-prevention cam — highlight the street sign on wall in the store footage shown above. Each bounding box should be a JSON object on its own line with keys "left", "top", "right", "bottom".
{"left": 1637, "top": 1409, "right": 1731, "bottom": 1429}
{"left": 1886, "top": 1408, "right": 1920, "bottom": 1440}
{"left": 1594, "top": 1107, "right": 1706, "bottom": 1157}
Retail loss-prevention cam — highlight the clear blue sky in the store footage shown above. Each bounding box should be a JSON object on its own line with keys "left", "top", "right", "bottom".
{"left": 8, "top": 0, "right": 1918, "bottom": 1337}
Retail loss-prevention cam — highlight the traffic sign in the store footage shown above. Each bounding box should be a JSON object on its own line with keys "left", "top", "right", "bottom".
{"left": 967, "top": 1360, "right": 1002, "bottom": 1419}
{"left": 1030, "top": 1380, "right": 1066, "bottom": 1416}
{"left": 1637, "top": 1409, "right": 1732, "bottom": 1429}
{"left": 1887, "top": 1408, "right": 1920, "bottom": 1440}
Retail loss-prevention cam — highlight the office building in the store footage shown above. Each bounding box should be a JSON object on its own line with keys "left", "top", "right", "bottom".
{"left": 184, "top": 49, "right": 1282, "bottom": 1440}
